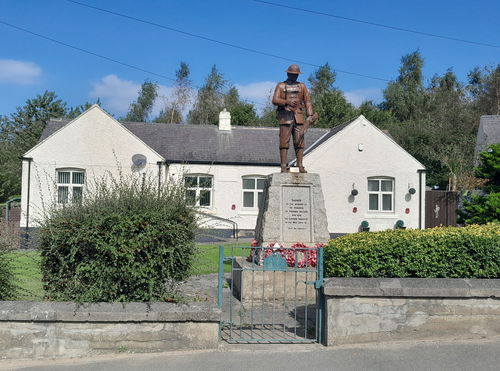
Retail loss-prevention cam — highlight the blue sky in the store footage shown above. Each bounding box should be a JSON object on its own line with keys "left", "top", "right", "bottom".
{"left": 1, "top": 0, "right": 499, "bottom": 118}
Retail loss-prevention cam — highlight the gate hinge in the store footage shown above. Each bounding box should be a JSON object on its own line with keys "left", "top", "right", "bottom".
{"left": 305, "top": 279, "right": 324, "bottom": 289}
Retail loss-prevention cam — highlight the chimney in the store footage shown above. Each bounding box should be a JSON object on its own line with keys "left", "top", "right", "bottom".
{"left": 218, "top": 109, "right": 231, "bottom": 131}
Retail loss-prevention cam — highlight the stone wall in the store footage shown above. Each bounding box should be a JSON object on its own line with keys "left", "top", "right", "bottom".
{"left": 0, "top": 301, "right": 220, "bottom": 359}
{"left": 323, "top": 278, "right": 500, "bottom": 345}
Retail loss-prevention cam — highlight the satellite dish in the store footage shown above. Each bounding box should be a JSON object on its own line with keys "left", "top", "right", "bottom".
{"left": 132, "top": 154, "right": 147, "bottom": 168}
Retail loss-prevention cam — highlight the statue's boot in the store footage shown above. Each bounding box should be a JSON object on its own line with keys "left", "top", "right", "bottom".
{"left": 280, "top": 149, "right": 289, "bottom": 172}
{"left": 296, "top": 148, "right": 307, "bottom": 173}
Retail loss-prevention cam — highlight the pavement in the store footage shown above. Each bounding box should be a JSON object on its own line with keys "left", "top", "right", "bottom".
{"left": 3, "top": 337, "right": 500, "bottom": 371}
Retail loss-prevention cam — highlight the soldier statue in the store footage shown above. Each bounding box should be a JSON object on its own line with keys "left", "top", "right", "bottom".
{"left": 272, "top": 64, "right": 318, "bottom": 173}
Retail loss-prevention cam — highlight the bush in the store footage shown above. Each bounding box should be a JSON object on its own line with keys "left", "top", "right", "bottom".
{"left": 0, "top": 237, "right": 16, "bottom": 300}
{"left": 39, "top": 175, "right": 197, "bottom": 302}
{"left": 324, "top": 223, "right": 500, "bottom": 278}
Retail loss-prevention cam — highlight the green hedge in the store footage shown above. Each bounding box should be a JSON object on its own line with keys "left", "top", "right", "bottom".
{"left": 324, "top": 223, "right": 500, "bottom": 278}
{"left": 0, "top": 249, "right": 16, "bottom": 300}
{"left": 39, "top": 176, "right": 197, "bottom": 302}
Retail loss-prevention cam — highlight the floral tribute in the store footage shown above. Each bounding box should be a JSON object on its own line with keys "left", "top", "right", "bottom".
{"left": 248, "top": 240, "right": 324, "bottom": 268}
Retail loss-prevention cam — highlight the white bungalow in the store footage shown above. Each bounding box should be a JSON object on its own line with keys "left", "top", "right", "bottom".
{"left": 20, "top": 105, "right": 425, "bottom": 238}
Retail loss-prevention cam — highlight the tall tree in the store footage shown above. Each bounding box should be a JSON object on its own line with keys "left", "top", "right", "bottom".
{"left": 382, "top": 50, "right": 427, "bottom": 121}
{"left": 223, "top": 86, "right": 258, "bottom": 126}
{"left": 188, "top": 65, "right": 226, "bottom": 125}
{"left": 155, "top": 62, "right": 192, "bottom": 124}
{"left": 308, "top": 63, "right": 356, "bottom": 128}
{"left": 467, "top": 64, "right": 500, "bottom": 115}
{"left": 124, "top": 80, "right": 158, "bottom": 122}
{"left": 0, "top": 91, "right": 67, "bottom": 201}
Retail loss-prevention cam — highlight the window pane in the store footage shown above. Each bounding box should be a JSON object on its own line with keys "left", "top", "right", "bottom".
{"left": 185, "top": 176, "right": 197, "bottom": 188}
{"left": 72, "top": 187, "right": 83, "bottom": 203}
{"left": 257, "top": 192, "right": 263, "bottom": 209}
{"left": 199, "top": 176, "right": 212, "bottom": 188}
{"left": 368, "top": 180, "right": 379, "bottom": 191}
{"left": 186, "top": 189, "right": 196, "bottom": 205}
{"left": 58, "top": 171, "right": 70, "bottom": 184}
{"left": 243, "top": 192, "right": 254, "bottom": 207}
{"left": 58, "top": 186, "right": 69, "bottom": 204}
{"left": 243, "top": 178, "right": 255, "bottom": 190}
{"left": 72, "top": 172, "right": 85, "bottom": 185}
{"left": 199, "top": 190, "right": 211, "bottom": 206}
{"left": 369, "top": 194, "right": 379, "bottom": 210}
{"left": 256, "top": 178, "right": 266, "bottom": 190}
{"left": 381, "top": 180, "right": 393, "bottom": 192}
{"left": 382, "top": 194, "right": 392, "bottom": 211}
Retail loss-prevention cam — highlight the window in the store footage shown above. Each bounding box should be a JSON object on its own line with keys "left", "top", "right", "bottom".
{"left": 184, "top": 175, "right": 213, "bottom": 207}
{"left": 57, "top": 169, "right": 85, "bottom": 204}
{"left": 368, "top": 178, "right": 394, "bottom": 212}
{"left": 242, "top": 176, "right": 266, "bottom": 209}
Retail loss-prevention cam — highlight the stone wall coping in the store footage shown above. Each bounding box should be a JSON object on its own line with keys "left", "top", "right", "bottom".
{"left": 0, "top": 301, "right": 220, "bottom": 322}
{"left": 323, "top": 277, "right": 500, "bottom": 298}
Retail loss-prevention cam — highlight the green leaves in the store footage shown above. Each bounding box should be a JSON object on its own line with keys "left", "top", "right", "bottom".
{"left": 324, "top": 224, "right": 500, "bottom": 279}
{"left": 39, "top": 176, "right": 197, "bottom": 303}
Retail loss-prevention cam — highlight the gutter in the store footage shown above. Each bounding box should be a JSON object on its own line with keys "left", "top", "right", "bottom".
{"left": 20, "top": 157, "right": 33, "bottom": 232}
{"left": 417, "top": 169, "right": 426, "bottom": 229}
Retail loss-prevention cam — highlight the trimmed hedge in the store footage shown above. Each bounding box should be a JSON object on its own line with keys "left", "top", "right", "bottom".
{"left": 324, "top": 223, "right": 500, "bottom": 278}
{"left": 39, "top": 175, "right": 197, "bottom": 302}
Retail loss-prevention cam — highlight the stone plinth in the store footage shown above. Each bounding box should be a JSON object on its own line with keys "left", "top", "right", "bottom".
{"left": 255, "top": 173, "right": 330, "bottom": 247}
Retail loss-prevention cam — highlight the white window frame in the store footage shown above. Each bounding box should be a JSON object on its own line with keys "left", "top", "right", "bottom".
{"left": 367, "top": 177, "right": 394, "bottom": 212}
{"left": 56, "top": 168, "right": 85, "bottom": 204}
{"left": 242, "top": 176, "right": 266, "bottom": 210}
{"left": 184, "top": 174, "right": 213, "bottom": 207}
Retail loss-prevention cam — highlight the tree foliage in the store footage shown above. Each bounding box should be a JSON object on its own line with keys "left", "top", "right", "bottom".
{"left": 458, "top": 145, "right": 500, "bottom": 225}
{"left": 188, "top": 65, "right": 226, "bottom": 125}
{"left": 308, "top": 63, "right": 357, "bottom": 128}
{"left": 124, "top": 80, "right": 159, "bottom": 122}
{"left": 155, "top": 62, "right": 192, "bottom": 123}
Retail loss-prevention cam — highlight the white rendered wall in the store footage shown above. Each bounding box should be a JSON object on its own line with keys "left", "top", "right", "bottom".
{"left": 167, "top": 163, "right": 278, "bottom": 230}
{"left": 20, "top": 106, "right": 164, "bottom": 228}
{"left": 304, "top": 116, "right": 426, "bottom": 233}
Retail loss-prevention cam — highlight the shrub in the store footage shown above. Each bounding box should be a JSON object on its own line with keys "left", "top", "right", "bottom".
{"left": 0, "top": 236, "right": 16, "bottom": 300}
{"left": 324, "top": 223, "right": 500, "bottom": 278}
{"left": 39, "top": 174, "right": 197, "bottom": 302}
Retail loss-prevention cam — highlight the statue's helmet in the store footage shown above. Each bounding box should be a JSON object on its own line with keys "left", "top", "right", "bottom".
{"left": 285, "top": 64, "right": 301, "bottom": 74}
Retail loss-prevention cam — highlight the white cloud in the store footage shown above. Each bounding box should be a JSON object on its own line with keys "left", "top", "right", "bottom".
{"left": 0, "top": 59, "right": 41, "bottom": 84}
{"left": 89, "top": 74, "right": 175, "bottom": 118}
{"left": 344, "top": 88, "right": 383, "bottom": 107}
{"left": 235, "top": 81, "right": 276, "bottom": 112}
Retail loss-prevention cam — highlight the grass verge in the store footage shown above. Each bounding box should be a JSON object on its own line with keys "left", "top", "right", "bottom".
{"left": 6, "top": 243, "right": 250, "bottom": 301}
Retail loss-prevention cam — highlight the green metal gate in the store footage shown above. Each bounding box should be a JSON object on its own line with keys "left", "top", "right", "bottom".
{"left": 218, "top": 245, "right": 324, "bottom": 343}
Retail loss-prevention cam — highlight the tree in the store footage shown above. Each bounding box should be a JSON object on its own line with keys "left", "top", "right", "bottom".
{"left": 188, "top": 65, "right": 226, "bottom": 125}
{"left": 457, "top": 144, "right": 500, "bottom": 224}
{"left": 382, "top": 50, "right": 427, "bottom": 121}
{"left": 307, "top": 63, "right": 356, "bottom": 128}
{"left": 124, "top": 80, "right": 158, "bottom": 122}
{"left": 467, "top": 64, "right": 500, "bottom": 115}
{"left": 224, "top": 86, "right": 257, "bottom": 126}
{"left": 0, "top": 91, "right": 67, "bottom": 201}
{"left": 66, "top": 98, "right": 102, "bottom": 119}
{"left": 155, "top": 62, "right": 192, "bottom": 124}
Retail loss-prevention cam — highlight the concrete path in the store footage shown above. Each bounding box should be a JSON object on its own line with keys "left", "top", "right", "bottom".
{"left": 4, "top": 337, "right": 500, "bottom": 371}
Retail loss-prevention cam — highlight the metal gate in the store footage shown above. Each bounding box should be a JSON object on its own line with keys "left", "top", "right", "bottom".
{"left": 218, "top": 245, "right": 324, "bottom": 343}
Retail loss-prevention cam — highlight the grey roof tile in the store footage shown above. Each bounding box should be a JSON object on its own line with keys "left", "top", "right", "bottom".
{"left": 39, "top": 120, "right": 332, "bottom": 165}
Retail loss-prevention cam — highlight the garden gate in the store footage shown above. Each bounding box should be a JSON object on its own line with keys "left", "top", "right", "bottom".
{"left": 218, "top": 245, "right": 324, "bottom": 343}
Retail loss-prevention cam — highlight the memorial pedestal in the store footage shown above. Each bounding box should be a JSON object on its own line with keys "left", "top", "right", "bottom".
{"left": 255, "top": 172, "right": 330, "bottom": 250}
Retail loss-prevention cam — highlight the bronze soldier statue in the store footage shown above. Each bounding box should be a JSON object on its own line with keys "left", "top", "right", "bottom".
{"left": 272, "top": 64, "right": 318, "bottom": 173}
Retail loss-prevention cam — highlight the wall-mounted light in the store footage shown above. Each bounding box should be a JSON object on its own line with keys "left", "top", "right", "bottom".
{"left": 408, "top": 187, "right": 416, "bottom": 195}
{"left": 351, "top": 183, "right": 358, "bottom": 196}
{"left": 360, "top": 220, "right": 370, "bottom": 232}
